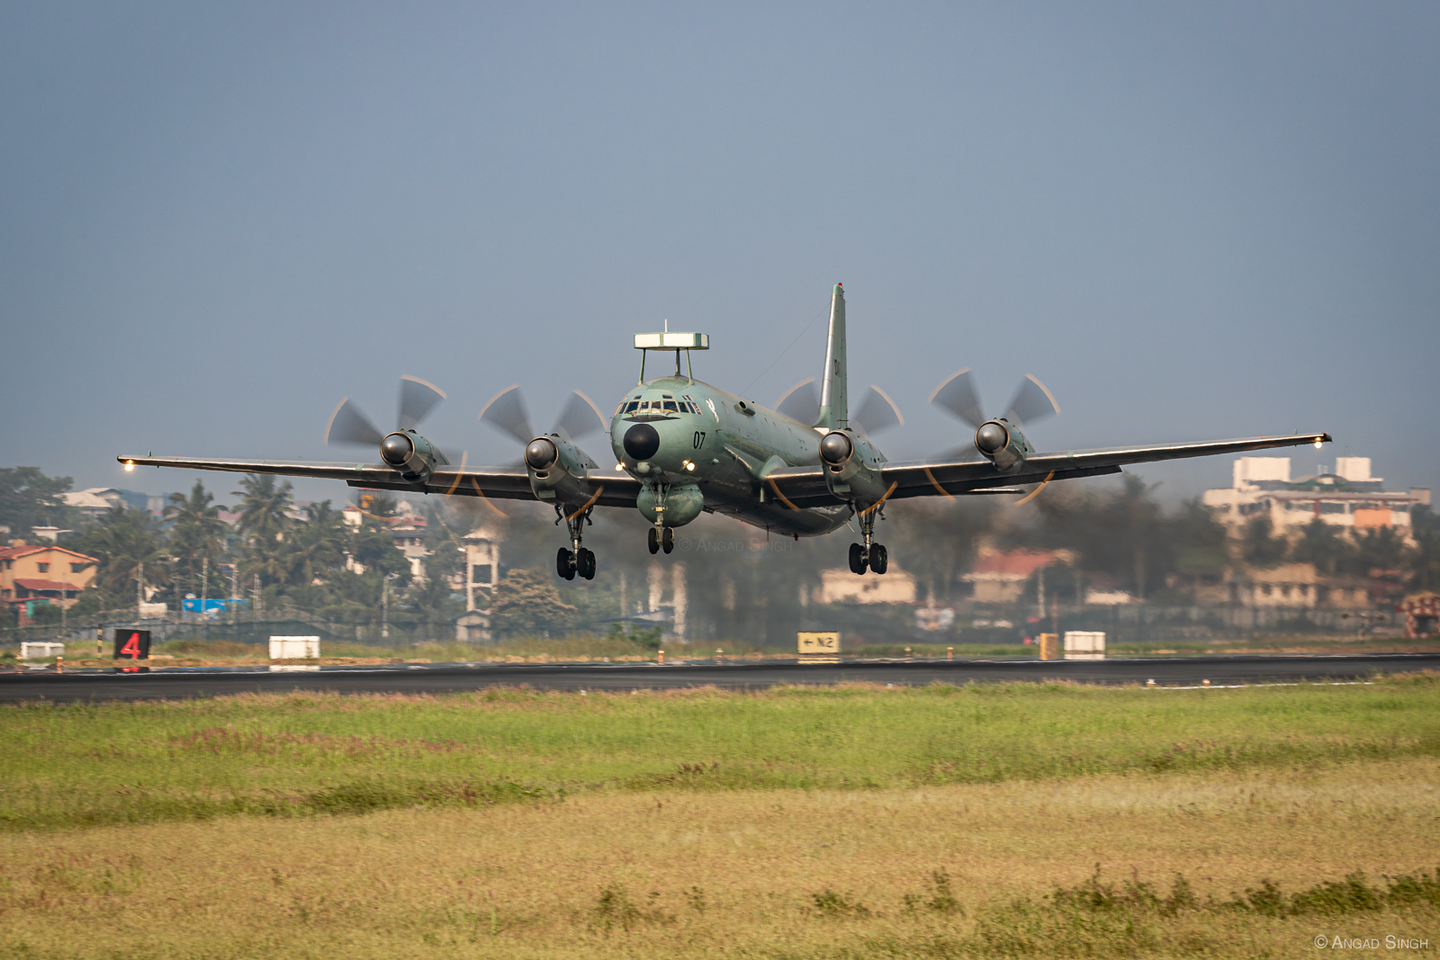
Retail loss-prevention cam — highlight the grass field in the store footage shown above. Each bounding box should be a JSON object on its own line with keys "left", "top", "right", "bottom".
{"left": 2, "top": 677, "right": 1437, "bottom": 957}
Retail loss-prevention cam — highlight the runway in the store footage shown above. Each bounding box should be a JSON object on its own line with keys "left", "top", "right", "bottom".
{"left": 1, "top": 653, "right": 1436, "bottom": 702}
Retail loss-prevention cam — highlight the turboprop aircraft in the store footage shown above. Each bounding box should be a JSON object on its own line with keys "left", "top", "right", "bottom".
{"left": 120, "top": 283, "right": 1330, "bottom": 581}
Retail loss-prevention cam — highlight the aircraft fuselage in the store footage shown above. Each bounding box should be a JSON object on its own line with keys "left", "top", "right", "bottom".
{"left": 607, "top": 375, "right": 855, "bottom": 537}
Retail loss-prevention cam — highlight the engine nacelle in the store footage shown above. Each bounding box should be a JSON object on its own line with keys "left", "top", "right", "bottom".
{"left": 974, "top": 418, "right": 1034, "bottom": 472}
{"left": 525, "top": 433, "right": 602, "bottom": 505}
{"left": 380, "top": 430, "right": 446, "bottom": 483}
{"left": 819, "top": 429, "right": 890, "bottom": 501}
{"left": 819, "top": 431, "right": 854, "bottom": 468}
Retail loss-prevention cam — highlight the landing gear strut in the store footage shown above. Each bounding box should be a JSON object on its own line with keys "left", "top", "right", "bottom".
{"left": 848, "top": 505, "right": 888, "bottom": 575}
{"left": 555, "top": 505, "right": 596, "bottom": 581}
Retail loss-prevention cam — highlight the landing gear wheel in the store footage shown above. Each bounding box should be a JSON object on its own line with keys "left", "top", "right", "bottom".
{"left": 662, "top": 527, "right": 675, "bottom": 554}
{"left": 647, "top": 527, "right": 660, "bottom": 555}
{"left": 556, "top": 547, "right": 576, "bottom": 581}
{"left": 870, "top": 543, "right": 888, "bottom": 575}
{"left": 848, "top": 542, "right": 868, "bottom": 575}
{"left": 578, "top": 548, "right": 596, "bottom": 580}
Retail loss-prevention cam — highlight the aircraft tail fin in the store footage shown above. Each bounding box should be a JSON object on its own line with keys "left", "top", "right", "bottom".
{"left": 815, "top": 283, "right": 847, "bottom": 430}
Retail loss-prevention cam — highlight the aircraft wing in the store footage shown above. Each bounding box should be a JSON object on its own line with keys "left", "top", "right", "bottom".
{"left": 116, "top": 456, "right": 643, "bottom": 508}
{"left": 761, "top": 431, "right": 1330, "bottom": 508}
{"left": 878, "top": 432, "right": 1333, "bottom": 501}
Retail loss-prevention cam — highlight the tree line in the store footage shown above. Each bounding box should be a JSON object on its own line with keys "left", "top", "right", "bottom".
{"left": 1, "top": 468, "right": 462, "bottom": 631}
{"left": 4, "top": 465, "right": 1436, "bottom": 641}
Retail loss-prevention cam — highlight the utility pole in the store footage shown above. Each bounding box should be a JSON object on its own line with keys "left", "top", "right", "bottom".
{"left": 136, "top": 560, "right": 144, "bottom": 620}
{"left": 382, "top": 575, "right": 392, "bottom": 640}
{"left": 200, "top": 556, "right": 208, "bottom": 636}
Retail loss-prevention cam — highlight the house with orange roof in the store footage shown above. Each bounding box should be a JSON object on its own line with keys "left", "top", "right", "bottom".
{"left": 961, "top": 547, "right": 1072, "bottom": 603}
{"left": 0, "top": 540, "right": 97, "bottom": 624}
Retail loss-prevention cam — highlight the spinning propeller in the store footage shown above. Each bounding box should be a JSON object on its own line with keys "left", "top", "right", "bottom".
{"left": 325, "top": 375, "right": 448, "bottom": 448}
{"left": 929, "top": 369, "right": 1060, "bottom": 431}
{"left": 775, "top": 379, "right": 904, "bottom": 435}
{"left": 478, "top": 385, "right": 607, "bottom": 465}
{"left": 929, "top": 369, "right": 1060, "bottom": 478}
{"left": 324, "top": 375, "right": 450, "bottom": 483}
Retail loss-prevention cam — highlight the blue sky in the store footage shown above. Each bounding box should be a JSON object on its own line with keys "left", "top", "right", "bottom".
{"left": 4, "top": 2, "right": 1437, "bottom": 507}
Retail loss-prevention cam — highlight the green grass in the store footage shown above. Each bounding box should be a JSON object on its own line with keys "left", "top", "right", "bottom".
{"left": 2, "top": 673, "right": 1438, "bottom": 832}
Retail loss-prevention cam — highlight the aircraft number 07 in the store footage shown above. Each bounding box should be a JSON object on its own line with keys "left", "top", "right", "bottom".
{"left": 693, "top": 432, "right": 706, "bottom": 449}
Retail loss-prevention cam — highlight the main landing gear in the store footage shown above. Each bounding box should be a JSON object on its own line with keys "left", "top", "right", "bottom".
{"left": 848, "top": 506, "right": 888, "bottom": 575}
{"left": 555, "top": 505, "right": 596, "bottom": 581}
{"left": 647, "top": 526, "right": 675, "bottom": 555}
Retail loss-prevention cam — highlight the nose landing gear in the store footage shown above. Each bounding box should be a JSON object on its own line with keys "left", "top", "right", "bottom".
{"left": 647, "top": 526, "right": 675, "bottom": 555}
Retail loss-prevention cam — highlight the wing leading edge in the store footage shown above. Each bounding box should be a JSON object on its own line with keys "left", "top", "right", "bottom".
{"left": 760, "top": 432, "right": 1332, "bottom": 507}
{"left": 115, "top": 455, "right": 642, "bottom": 509}
{"left": 120, "top": 431, "right": 1327, "bottom": 514}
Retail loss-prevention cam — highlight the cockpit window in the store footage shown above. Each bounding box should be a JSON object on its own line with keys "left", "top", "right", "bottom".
{"left": 662, "top": 401, "right": 678, "bottom": 412}
{"left": 624, "top": 402, "right": 640, "bottom": 413}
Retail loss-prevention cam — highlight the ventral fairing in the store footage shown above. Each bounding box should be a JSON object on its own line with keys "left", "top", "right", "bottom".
{"left": 122, "top": 284, "right": 1331, "bottom": 580}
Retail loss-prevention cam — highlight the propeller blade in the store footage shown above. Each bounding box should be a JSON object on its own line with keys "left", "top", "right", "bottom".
{"left": 776, "top": 378, "right": 820, "bottom": 423}
{"left": 553, "top": 391, "right": 607, "bottom": 442}
{"left": 478, "top": 385, "right": 535, "bottom": 446}
{"left": 1005, "top": 375, "right": 1061, "bottom": 427}
{"left": 441, "top": 450, "right": 468, "bottom": 497}
{"left": 397, "top": 375, "right": 447, "bottom": 431}
{"left": 929, "top": 368, "right": 986, "bottom": 428}
{"left": 325, "top": 398, "right": 385, "bottom": 447}
{"left": 852, "top": 385, "right": 904, "bottom": 435}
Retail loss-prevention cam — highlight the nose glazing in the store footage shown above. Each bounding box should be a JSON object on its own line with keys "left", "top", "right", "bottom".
{"left": 623, "top": 423, "right": 661, "bottom": 461}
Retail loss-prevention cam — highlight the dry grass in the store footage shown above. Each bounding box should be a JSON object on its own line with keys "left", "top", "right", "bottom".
{"left": 1, "top": 758, "right": 1436, "bottom": 958}
{"left": 3, "top": 680, "right": 1436, "bottom": 957}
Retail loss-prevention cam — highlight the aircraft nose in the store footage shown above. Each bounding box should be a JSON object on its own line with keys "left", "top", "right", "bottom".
{"left": 623, "top": 423, "right": 661, "bottom": 461}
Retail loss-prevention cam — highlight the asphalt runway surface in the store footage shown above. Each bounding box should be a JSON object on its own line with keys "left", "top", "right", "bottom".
{"left": 1, "top": 653, "right": 1436, "bottom": 702}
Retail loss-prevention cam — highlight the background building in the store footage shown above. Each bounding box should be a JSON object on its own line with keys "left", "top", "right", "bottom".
{"left": 0, "top": 540, "right": 97, "bottom": 624}
{"left": 1203, "top": 457, "right": 1428, "bottom": 541}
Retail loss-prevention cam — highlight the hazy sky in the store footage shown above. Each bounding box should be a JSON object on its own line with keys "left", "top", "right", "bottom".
{"left": 5, "top": 2, "right": 1437, "bottom": 510}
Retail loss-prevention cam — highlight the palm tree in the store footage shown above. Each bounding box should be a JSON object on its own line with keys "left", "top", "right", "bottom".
{"left": 71, "top": 506, "right": 171, "bottom": 608}
{"left": 1410, "top": 524, "right": 1440, "bottom": 592}
{"left": 407, "top": 573, "right": 463, "bottom": 629}
{"left": 233, "top": 474, "right": 294, "bottom": 543}
{"left": 233, "top": 474, "right": 294, "bottom": 590}
{"left": 1291, "top": 519, "right": 1351, "bottom": 576}
{"left": 283, "top": 501, "right": 349, "bottom": 586}
{"left": 1241, "top": 514, "right": 1289, "bottom": 569}
{"left": 164, "top": 481, "right": 228, "bottom": 600}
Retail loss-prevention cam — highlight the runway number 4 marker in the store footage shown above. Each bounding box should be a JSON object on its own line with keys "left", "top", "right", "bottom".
{"left": 113, "top": 629, "right": 151, "bottom": 660}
